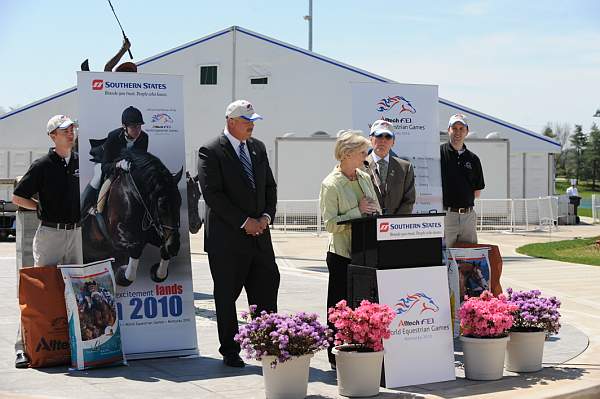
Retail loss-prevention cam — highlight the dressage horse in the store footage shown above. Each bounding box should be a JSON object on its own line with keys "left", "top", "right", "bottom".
{"left": 83, "top": 149, "right": 183, "bottom": 286}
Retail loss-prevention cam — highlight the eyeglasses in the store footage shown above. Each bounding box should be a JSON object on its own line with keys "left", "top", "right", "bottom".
{"left": 374, "top": 134, "right": 394, "bottom": 140}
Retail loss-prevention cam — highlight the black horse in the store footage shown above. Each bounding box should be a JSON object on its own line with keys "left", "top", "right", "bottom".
{"left": 186, "top": 171, "right": 203, "bottom": 234}
{"left": 82, "top": 148, "right": 183, "bottom": 286}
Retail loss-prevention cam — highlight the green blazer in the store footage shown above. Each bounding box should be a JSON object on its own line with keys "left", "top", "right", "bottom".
{"left": 319, "top": 166, "right": 381, "bottom": 259}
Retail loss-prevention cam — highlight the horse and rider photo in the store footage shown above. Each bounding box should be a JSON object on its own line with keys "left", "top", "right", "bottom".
{"left": 81, "top": 139, "right": 184, "bottom": 286}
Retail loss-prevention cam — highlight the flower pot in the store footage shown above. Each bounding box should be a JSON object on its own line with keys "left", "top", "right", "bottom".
{"left": 505, "top": 331, "right": 546, "bottom": 372}
{"left": 332, "top": 345, "right": 384, "bottom": 397}
{"left": 460, "top": 336, "right": 509, "bottom": 380}
{"left": 261, "top": 353, "right": 313, "bottom": 399}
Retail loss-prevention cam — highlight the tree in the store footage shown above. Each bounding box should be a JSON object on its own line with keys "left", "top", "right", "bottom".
{"left": 569, "top": 124, "right": 588, "bottom": 182}
{"left": 585, "top": 123, "right": 600, "bottom": 190}
{"left": 541, "top": 123, "right": 556, "bottom": 139}
{"left": 547, "top": 122, "right": 570, "bottom": 176}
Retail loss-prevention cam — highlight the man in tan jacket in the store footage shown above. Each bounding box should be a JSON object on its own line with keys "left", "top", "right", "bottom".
{"left": 365, "top": 120, "right": 416, "bottom": 215}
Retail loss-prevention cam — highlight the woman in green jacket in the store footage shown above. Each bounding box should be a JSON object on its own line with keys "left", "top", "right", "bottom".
{"left": 319, "top": 130, "right": 381, "bottom": 368}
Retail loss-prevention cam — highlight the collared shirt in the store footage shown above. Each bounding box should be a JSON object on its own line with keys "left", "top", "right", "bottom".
{"left": 13, "top": 148, "right": 81, "bottom": 223}
{"left": 440, "top": 142, "right": 485, "bottom": 208}
{"left": 124, "top": 132, "right": 140, "bottom": 149}
{"left": 566, "top": 186, "right": 579, "bottom": 197}
{"left": 319, "top": 165, "right": 381, "bottom": 259}
{"left": 224, "top": 128, "right": 252, "bottom": 167}
{"left": 370, "top": 152, "right": 390, "bottom": 165}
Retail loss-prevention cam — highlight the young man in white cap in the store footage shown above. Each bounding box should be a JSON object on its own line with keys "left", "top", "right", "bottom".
{"left": 440, "top": 114, "right": 485, "bottom": 248}
{"left": 365, "top": 119, "right": 416, "bottom": 214}
{"left": 12, "top": 114, "right": 83, "bottom": 368}
{"left": 198, "top": 100, "right": 279, "bottom": 368}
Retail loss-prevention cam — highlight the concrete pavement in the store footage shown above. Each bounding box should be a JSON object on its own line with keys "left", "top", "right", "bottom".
{"left": 0, "top": 220, "right": 599, "bottom": 398}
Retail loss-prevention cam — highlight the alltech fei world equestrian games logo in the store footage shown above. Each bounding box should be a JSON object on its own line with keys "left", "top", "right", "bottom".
{"left": 375, "top": 95, "right": 426, "bottom": 132}
{"left": 390, "top": 292, "right": 450, "bottom": 338}
{"left": 376, "top": 96, "right": 416, "bottom": 114}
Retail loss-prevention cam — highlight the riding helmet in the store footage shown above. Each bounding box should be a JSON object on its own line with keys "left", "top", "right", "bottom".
{"left": 121, "top": 106, "right": 145, "bottom": 125}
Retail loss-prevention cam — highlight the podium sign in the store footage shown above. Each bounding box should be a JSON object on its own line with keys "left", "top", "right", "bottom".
{"left": 346, "top": 214, "right": 444, "bottom": 268}
{"left": 376, "top": 266, "right": 455, "bottom": 387}
{"left": 376, "top": 215, "right": 443, "bottom": 241}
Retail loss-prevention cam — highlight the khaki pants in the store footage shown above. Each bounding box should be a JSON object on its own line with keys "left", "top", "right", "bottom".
{"left": 33, "top": 225, "right": 83, "bottom": 266}
{"left": 444, "top": 211, "right": 478, "bottom": 248}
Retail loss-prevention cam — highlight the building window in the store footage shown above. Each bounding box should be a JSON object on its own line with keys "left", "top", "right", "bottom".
{"left": 200, "top": 66, "right": 218, "bottom": 85}
{"left": 250, "top": 77, "right": 268, "bottom": 85}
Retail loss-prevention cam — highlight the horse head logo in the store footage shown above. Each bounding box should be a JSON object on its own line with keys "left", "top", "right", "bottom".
{"left": 395, "top": 292, "right": 440, "bottom": 315}
{"left": 376, "top": 96, "right": 416, "bottom": 114}
{"left": 151, "top": 113, "right": 174, "bottom": 128}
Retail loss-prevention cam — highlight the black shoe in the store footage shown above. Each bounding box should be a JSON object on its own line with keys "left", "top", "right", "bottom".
{"left": 223, "top": 353, "right": 245, "bottom": 368}
{"left": 15, "top": 352, "right": 29, "bottom": 369}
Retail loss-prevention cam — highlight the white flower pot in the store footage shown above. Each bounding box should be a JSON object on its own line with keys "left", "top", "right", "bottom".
{"left": 261, "top": 353, "right": 313, "bottom": 399}
{"left": 505, "top": 331, "right": 546, "bottom": 372}
{"left": 332, "top": 345, "right": 384, "bottom": 397}
{"left": 460, "top": 336, "right": 509, "bottom": 380}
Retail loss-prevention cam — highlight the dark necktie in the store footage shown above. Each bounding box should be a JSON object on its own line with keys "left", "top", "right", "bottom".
{"left": 238, "top": 142, "right": 255, "bottom": 189}
{"left": 377, "top": 158, "right": 388, "bottom": 182}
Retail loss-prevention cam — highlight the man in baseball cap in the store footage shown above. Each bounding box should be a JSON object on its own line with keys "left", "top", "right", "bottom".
{"left": 225, "top": 99, "right": 263, "bottom": 121}
{"left": 197, "top": 100, "right": 278, "bottom": 368}
{"left": 12, "top": 114, "right": 83, "bottom": 368}
{"left": 46, "top": 115, "right": 77, "bottom": 134}
{"left": 365, "top": 120, "right": 415, "bottom": 214}
{"left": 440, "top": 113, "right": 485, "bottom": 247}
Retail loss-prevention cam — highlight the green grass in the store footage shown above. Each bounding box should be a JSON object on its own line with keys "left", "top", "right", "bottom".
{"left": 517, "top": 236, "right": 600, "bottom": 266}
{"left": 555, "top": 178, "right": 599, "bottom": 200}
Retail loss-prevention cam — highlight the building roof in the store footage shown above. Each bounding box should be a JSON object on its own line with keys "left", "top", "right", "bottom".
{"left": 1, "top": 26, "right": 559, "bottom": 149}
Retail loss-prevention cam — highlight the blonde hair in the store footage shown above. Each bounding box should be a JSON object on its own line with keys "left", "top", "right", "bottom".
{"left": 334, "top": 130, "right": 369, "bottom": 161}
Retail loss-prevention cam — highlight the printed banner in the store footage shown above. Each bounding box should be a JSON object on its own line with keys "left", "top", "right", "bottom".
{"left": 60, "top": 260, "right": 126, "bottom": 370}
{"left": 77, "top": 72, "right": 197, "bottom": 359}
{"left": 351, "top": 82, "right": 442, "bottom": 213}
{"left": 376, "top": 266, "right": 455, "bottom": 387}
{"left": 376, "top": 215, "right": 444, "bottom": 241}
{"left": 448, "top": 248, "right": 492, "bottom": 303}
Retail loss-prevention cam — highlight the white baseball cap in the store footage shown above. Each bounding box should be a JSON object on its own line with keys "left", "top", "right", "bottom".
{"left": 369, "top": 120, "right": 395, "bottom": 137}
{"left": 448, "top": 113, "right": 468, "bottom": 129}
{"left": 47, "top": 115, "right": 76, "bottom": 134}
{"left": 225, "top": 100, "right": 263, "bottom": 121}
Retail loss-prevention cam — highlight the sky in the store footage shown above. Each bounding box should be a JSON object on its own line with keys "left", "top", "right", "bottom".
{"left": 1, "top": 0, "right": 599, "bottom": 135}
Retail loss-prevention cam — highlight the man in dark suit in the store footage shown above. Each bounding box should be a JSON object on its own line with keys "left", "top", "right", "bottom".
{"left": 365, "top": 120, "right": 416, "bottom": 214}
{"left": 198, "top": 100, "right": 279, "bottom": 368}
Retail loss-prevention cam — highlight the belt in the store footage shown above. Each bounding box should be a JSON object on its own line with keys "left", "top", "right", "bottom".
{"left": 446, "top": 207, "right": 473, "bottom": 214}
{"left": 41, "top": 221, "right": 80, "bottom": 230}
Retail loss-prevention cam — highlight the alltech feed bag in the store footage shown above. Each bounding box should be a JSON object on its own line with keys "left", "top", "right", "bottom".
{"left": 19, "top": 266, "right": 70, "bottom": 367}
{"left": 60, "top": 259, "right": 126, "bottom": 370}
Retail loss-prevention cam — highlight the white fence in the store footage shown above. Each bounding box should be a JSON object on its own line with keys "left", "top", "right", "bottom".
{"left": 474, "top": 197, "right": 563, "bottom": 232}
{"left": 199, "top": 196, "right": 566, "bottom": 233}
